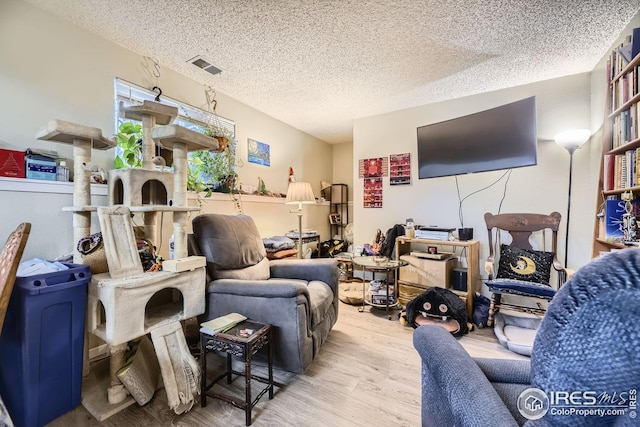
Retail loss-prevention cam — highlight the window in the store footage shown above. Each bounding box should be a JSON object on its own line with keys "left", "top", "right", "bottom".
{"left": 113, "top": 78, "right": 236, "bottom": 187}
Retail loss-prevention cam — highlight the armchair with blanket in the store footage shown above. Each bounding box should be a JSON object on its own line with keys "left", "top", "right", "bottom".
{"left": 189, "top": 213, "right": 339, "bottom": 374}
{"left": 413, "top": 248, "right": 640, "bottom": 426}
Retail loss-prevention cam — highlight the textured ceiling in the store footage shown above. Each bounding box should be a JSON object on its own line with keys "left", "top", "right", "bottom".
{"left": 23, "top": 0, "right": 640, "bottom": 144}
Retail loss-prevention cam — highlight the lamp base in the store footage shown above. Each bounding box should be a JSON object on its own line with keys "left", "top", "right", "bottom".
{"left": 297, "top": 212, "right": 303, "bottom": 259}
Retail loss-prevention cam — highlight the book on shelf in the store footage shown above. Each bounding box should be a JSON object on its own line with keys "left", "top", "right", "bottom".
{"left": 200, "top": 312, "right": 247, "bottom": 335}
{"left": 605, "top": 199, "right": 626, "bottom": 242}
{"left": 604, "top": 154, "right": 615, "bottom": 191}
{"left": 632, "top": 27, "right": 640, "bottom": 59}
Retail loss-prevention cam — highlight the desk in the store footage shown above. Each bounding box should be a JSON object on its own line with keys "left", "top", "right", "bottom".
{"left": 200, "top": 320, "right": 274, "bottom": 426}
{"left": 352, "top": 256, "right": 408, "bottom": 319}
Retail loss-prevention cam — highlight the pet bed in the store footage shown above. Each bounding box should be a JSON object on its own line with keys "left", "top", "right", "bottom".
{"left": 493, "top": 311, "right": 542, "bottom": 356}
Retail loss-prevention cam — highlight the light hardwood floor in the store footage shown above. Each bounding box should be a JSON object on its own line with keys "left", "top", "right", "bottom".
{"left": 47, "top": 302, "right": 527, "bottom": 427}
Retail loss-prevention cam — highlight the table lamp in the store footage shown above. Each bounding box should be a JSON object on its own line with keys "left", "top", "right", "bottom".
{"left": 286, "top": 182, "right": 316, "bottom": 258}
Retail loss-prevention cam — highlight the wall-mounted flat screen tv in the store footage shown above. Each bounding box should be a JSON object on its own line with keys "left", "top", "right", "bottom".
{"left": 417, "top": 96, "right": 537, "bottom": 179}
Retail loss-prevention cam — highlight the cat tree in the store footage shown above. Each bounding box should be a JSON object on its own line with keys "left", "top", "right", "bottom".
{"left": 36, "top": 100, "right": 222, "bottom": 420}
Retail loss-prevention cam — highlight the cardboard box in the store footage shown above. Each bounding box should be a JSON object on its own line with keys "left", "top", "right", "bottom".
{"left": 399, "top": 282, "right": 429, "bottom": 305}
{"left": 399, "top": 254, "right": 456, "bottom": 288}
{"left": 0, "top": 148, "right": 25, "bottom": 178}
{"left": 26, "top": 157, "right": 57, "bottom": 181}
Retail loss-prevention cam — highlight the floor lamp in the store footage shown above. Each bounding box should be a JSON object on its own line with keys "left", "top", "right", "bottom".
{"left": 286, "top": 182, "right": 316, "bottom": 258}
{"left": 555, "top": 129, "right": 591, "bottom": 268}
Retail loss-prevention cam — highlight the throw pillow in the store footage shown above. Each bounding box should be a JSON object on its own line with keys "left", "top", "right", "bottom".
{"left": 496, "top": 244, "right": 553, "bottom": 285}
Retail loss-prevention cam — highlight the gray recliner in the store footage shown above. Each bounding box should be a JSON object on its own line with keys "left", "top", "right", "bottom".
{"left": 413, "top": 248, "right": 640, "bottom": 427}
{"left": 190, "top": 213, "right": 339, "bottom": 374}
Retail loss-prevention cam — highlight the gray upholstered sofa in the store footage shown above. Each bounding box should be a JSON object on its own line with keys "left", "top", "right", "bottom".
{"left": 413, "top": 248, "right": 640, "bottom": 427}
{"left": 190, "top": 213, "right": 339, "bottom": 374}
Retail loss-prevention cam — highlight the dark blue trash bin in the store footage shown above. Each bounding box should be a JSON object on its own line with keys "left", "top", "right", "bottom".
{"left": 0, "top": 263, "right": 90, "bottom": 427}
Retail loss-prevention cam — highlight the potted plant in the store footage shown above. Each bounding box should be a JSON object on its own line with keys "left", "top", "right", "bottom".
{"left": 187, "top": 137, "right": 237, "bottom": 193}
{"left": 203, "top": 126, "right": 232, "bottom": 152}
{"left": 114, "top": 121, "right": 143, "bottom": 169}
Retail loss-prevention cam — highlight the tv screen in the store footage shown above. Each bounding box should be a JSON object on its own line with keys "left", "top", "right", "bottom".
{"left": 417, "top": 97, "right": 537, "bottom": 179}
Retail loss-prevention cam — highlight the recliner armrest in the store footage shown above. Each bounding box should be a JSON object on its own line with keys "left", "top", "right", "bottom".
{"left": 206, "top": 278, "right": 310, "bottom": 299}
{"left": 474, "top": 357, "right": 531, "bottom": 384}
{"left": 270, "top": 259, "right": 339, "bottom": 291}
{"left": 413, "top": 325, "right": 518, "bottom": 427}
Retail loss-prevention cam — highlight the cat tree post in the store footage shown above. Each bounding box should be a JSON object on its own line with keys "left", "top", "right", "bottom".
{"left": 151, "top": 124, "right": 221, "bottom": 260}
{"left": 35, "top": 120, "right": 115, "bottom": 263}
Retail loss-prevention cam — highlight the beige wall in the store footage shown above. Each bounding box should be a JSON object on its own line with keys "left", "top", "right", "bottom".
{"left": 353, "top": 73, "right": 594, "bottom": 274}
{"left": 0, "top": 1, "right": 333, "bottom": 260}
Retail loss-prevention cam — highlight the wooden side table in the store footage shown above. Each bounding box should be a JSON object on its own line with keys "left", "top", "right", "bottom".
{"left": 200, "top": 320, "right": 274, "bottom": 426}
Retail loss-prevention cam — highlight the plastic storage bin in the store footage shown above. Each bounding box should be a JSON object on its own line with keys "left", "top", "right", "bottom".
{"left": 0, "top": 263, "right": 90, "bottom": 427}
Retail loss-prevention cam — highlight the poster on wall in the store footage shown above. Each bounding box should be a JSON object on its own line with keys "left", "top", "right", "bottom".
{"left": 363, "top": 177, "right": 383, "bottom": 208}
{"left": 389, "top": 153, "right": 411, "bottom": 185}
{"left": 359, "top": 157, "right": 388, "bottom": 178}
{"left": 248, "top": 138, "right": 270, "bottom": 166}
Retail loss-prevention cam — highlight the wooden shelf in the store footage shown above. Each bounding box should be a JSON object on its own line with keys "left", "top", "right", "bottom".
{"left": 593, "top": 47, "right": 640, "bottom": 258}
{"left": 609, "top": 92, "right": 640, "bottom": 118}
{"left": 595, "top": 238, "right": 633, "bottom": 249}
{"left": 395, "top": 237, "right": 479, "bottom": 318}
{"left": 607, "top": 137, "right": 640, "bottom": 155}
{"left": 603, "top": 185, "right": 640, "bottom": 196}
{"left": 328, "top": 184, "right": 348, "bottom": 240}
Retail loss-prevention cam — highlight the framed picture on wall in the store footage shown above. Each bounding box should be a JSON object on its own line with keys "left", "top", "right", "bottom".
{"left": 248, "top": 138, "right": 270, "bottom": 166}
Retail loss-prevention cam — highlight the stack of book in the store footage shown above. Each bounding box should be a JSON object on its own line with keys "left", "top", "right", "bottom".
{"left": 200, "top": 312, "right": 247, "bottom": 335}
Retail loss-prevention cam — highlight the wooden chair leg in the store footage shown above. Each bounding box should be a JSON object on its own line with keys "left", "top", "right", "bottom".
{"left": 488, "top": 293, "right": 501, "bottom": 327}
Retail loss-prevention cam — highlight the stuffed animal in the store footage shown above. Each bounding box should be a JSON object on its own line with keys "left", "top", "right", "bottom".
{"left": 404, "top": 287, "right": 469, "bottom": 336}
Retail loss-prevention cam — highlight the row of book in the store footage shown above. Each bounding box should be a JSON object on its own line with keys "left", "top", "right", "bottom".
{"left": 607, "top": 28, "right": 640, "bottom": 82}
{"left": 604, "top": 150, "right": 640, "bottom": 191}
{"left": 611, "top": 103, "right": 640, "bottom": 148}
{"left": 611, "top": 66, "right": 638, "bottom": 112}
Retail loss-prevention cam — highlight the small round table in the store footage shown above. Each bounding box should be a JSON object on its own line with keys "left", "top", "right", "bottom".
{"left": 352, "top": 256, "right": 408, "bottom": 319}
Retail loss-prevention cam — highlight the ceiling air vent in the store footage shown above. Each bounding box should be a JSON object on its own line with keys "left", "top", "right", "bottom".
{"left": 187, "top": 56, "right": 222, "bottom": 76}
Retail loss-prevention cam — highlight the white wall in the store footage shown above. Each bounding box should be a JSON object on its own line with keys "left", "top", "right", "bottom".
{"left": 0, "top": 1, "right": 333, "bottom": 260}
{"left": 353, "top": 73, "right": 594, "bottom": 277}
{"left": 332, "top": 142, "right": 354, "bottom": 199}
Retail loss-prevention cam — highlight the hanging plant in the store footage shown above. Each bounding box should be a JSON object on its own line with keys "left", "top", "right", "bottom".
{"left": 203, "top": 127, "right": 232, "bottom": 152}
{"left": 199, "top": 87, "right": 234, "bottom": 151}
{"left": 188, "top": 139, "right": 237, "bottom": 191}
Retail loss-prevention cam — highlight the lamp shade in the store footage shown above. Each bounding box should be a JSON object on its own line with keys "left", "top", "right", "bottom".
{"left": 286, "top": 182, "right": 316, "bottom": 205}
{"left": 554, "top": 129, "right": 591, "bottom": 151}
